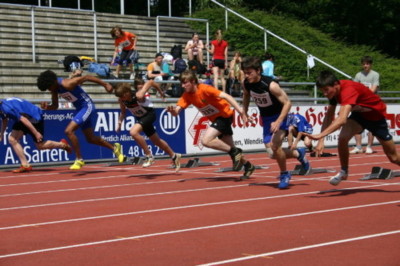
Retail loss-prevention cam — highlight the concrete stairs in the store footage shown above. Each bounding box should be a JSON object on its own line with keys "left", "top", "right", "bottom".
{"left": 0, "top": 4, "right": 196, "bottom": 102}
{"left": 0, "top": 3, "right": 310, "bottom": 106}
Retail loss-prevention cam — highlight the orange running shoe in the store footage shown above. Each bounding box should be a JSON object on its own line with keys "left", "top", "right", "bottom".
{"left": 13, "top": 165, "right": 32, "bottom": 173}
{"left": 60, "top": 139, "right": 72, "bottom": 154}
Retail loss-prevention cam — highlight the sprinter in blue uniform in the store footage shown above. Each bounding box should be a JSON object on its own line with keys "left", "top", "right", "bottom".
{"left": 287, "top": 113, "right": 314, "bottom": 152}
{"left": 0, "top": 97, "right": 71, "bottom": 173}
{"left": 37, "top": 70, "right": 125, "bottom": 170}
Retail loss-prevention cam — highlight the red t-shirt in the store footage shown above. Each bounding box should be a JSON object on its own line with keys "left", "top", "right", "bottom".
{"left": 331, "top": 80, "right": 387, "bottom": 120}
{"left": 211, "top": 39, "right": 228, "bottom": 60}
{"left": 114, "top": 31, "right": 136, "bottom": 51}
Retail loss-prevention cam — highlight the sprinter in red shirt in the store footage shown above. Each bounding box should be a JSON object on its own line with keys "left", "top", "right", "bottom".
{"left": 306, "top": 70, "right": 400, "bottom": 186}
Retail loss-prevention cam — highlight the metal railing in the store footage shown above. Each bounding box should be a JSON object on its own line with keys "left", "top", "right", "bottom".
{"left": 1, "top": 3, "right": 98, "bottom": 63}
{"left": 210, "top": 0, "right": 352, "bottom": 79}
{"left": 38, "top": 0, "right": 95, "bottom": 11}
{"left": 37, "top": 0, "right": 193, "bottom": 17}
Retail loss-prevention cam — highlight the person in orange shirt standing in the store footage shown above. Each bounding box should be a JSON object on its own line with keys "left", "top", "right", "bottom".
{"left": 167, "top": 70, "right": 255, "bottom": 179}
{"left": 110, "top": 26, "right": 138, "bottom": 79}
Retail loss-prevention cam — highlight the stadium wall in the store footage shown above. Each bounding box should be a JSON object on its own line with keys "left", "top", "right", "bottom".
{"left": 1, "top": 104, "right": 400, "bottom": 167}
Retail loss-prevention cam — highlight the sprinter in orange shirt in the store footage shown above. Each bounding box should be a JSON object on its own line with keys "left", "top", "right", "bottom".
{"left": 167, "top": 70, "right": 255, "bottom": 179}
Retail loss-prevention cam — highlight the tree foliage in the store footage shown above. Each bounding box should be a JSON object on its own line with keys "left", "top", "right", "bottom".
{"left": 190, "top": 7, "right": 400, "bottom": 91}
{"left": 241, "top": 0, "right": 400, "bottom": 59}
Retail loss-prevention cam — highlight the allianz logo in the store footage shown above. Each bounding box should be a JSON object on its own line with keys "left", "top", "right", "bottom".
{"left": 159, "top": 109, "right": 180, "bottom": 135}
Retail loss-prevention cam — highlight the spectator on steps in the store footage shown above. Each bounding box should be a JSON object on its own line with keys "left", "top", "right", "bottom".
{"left": 262, "top": 52, "right": 282, "bottom": 81}
{"left": 110, "top": 26, "right": 138, "bottom": 79}
{"left": 185, "top": 33, "right": 204, "bottom": 64}
{"left": 207, "top": 29, "right": 228, "bottom": 92}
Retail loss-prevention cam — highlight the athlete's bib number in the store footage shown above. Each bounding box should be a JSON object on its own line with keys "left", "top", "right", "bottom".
{"left": 251, "top": 91, "right": 273, "bottom": 107}
{"left": 199, "top": 104, "right": 219, "bottom": 117}
{"left": 128, "top": 105, "right": 147, "bottom": 117}
{"left": 60, "top": 92, "right": 78, "bottom": 103}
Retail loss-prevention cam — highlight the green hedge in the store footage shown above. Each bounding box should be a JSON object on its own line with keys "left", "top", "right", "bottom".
{"left": 189, "top": 8, "right": 400, "bottom": 93}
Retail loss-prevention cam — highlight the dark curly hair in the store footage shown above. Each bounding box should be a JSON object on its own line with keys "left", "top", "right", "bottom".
{"left": 37, "top": 70, "right": 58, "bottom": 91}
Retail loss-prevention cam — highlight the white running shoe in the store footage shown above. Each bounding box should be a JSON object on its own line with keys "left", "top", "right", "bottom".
{"left": 130, "top": 72, "right": 135, "bottom": 80}
{"left": 142, "top": 156, "right": 155, "bottom": 168}
{"left": 365, "top": 146, "right": 374, "bottom": 154}
{"left": 349, "top": 147, "right": 363, "bottom": 154}
{"left": 172, "top": 153, "right": 182, "bottom": 172}
{"left": 329, "top": 170, "right": 348, "bottom": 186}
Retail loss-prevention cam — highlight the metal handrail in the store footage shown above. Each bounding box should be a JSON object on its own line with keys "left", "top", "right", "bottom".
{"left": 0, "top": 3, "right": 97, "bottom": 63}
{"left": 210, "top": 0, "right": 352, "bottom": 79}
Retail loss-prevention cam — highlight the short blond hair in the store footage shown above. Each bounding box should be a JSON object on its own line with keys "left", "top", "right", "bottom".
{"left": 114, "top": 83, "right": 132, "bottom": 97}
{"left": 179, "top": 70, "right": 198, "bottom": 84}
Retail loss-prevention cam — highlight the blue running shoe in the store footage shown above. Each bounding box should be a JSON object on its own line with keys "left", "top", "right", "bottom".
{"left": 297, "top": 148, "right": 310, "bottom": 171}
{"left": 278, "top": 171, "right": 291, "bottom": 189}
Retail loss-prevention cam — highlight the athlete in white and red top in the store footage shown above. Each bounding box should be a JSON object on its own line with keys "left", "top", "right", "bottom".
{"left": 114, "top": 79, "right": 181, "bottom": 171}
{"left": 306, "top": 70, "right": 400, "bottom": 185}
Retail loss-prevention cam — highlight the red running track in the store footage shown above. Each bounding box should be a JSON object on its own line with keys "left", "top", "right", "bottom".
{"left": 0, "top": 146, "right": 399, "bottom": 265}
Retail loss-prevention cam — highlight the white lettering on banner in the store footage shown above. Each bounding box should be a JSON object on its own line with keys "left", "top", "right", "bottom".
{"left": 4, "top": 147, "right": 16, "bottom": 164}
{"left": 119, "top": 134, "right": 133, "bottom": 141}
{"left": 250, "top": 91, "right": 273, "bottom": 107}
{"left": 43, "top": 113, "right": 66, "bottom": 121}
{"left": 24, "top": 146, "right": 69, "bottom": 164}
{"left": 95, "top": 111, "right": 123, "bottom": 132}
{"left": 123, "top": 117, "right": 136, "bottom": 131}
{"left": 95, "top": 114, "right": 135, "bottom": 133}
{"left": 101, "top": 135, "right": 120, "bottom": 142}
{"left": 159, "top": 109, "right": 180, "bottom": 135}
{"left": 198, "top": 104, "right": 219, "bottom": 117}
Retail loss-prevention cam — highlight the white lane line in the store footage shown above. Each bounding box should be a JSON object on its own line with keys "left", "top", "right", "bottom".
{"left": 0, "top": 161, "right": 247, "bottom": 188}
{"left": 0, "top": 179, "right": 396, "bottom": 212}
{"left": 0, "top": 179, "right": 189, "bottom": 197}
{"left": 0, "top": 200, "right": 398, "bottom": 259}
{"left": 0, "top": 184, "right": 248, "bottom": 211}
{"left": 199, "top": 230, "right": 400, "bottom": 265}
{"left": 1, "top": 184, "right": 397, "bottom": 230}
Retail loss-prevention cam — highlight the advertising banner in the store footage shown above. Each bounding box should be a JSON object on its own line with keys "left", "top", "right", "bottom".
{"left": 183, "top": 104, "right": 400, "bottom": 155}
{"left": 0, "top": 109, "right": 185, "bottom": 166}
{"left": 1, "top": 104, "right": 399, "bottom": 166}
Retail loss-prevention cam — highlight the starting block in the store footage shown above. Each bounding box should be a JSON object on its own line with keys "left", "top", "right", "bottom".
{"left": 173, "top": 157, "right": 220, "bottom": 169}
{"left": 360, "top": 166, "right": 400, "bottom": 180}
{"left": 215, "top": 165, "right": 269, "bottom": 173}
{"left": 290, "top": 164, "right": 335, "bottom": 176}
{"left": 310, "top": 152, "right": 337, "bottom": 157}
{"left": 107, "top": 156, "right": 144, "bottom": 166}
{"left": 131, "top": 157, "right": 145, "bottom": 165}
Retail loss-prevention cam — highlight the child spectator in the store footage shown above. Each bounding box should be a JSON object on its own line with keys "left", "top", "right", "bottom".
{"left": 110, "top": 26, "right": 138, "bottom": 79}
